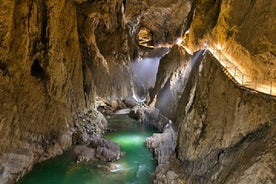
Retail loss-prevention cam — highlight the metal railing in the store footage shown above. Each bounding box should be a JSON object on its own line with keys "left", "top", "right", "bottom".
{"left": 208, "top": 46, "right": 276, "bottom": 96}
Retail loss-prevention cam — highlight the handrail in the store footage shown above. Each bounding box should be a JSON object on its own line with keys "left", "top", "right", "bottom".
{"left": 137, "top": 36, "right": 276, "bottom": 96}
{"left": 207, "top": 45, "right": 276, "bottom": 96}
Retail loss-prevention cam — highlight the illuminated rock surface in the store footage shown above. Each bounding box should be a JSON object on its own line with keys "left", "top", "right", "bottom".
{"left": 0, "top": 0, "right": 275, "bottom": 183}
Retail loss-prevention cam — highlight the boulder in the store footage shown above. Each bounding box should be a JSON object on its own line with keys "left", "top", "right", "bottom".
{"left": 74, "top": 137, "right": 121, "bottom": 163}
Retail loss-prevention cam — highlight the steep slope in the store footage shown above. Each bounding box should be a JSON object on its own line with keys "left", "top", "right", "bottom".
{"left": 153, "top": 52, "right": 276, "bottom": 183}
{"left": 149, "top": 45, "right": 193, "bottom": 120}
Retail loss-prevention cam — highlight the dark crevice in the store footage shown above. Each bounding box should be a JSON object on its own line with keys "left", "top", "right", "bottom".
{"left": 31, "top": 59, "right": 47, "bottom": 79}
{"left": 78, "top": 25, "right": 94, "bottom": 106}
{"left": 41, "top": 1, "right": 48, "bottom": 45}
{"left": 184, "top": 0, "right": 197, "bottom": 32}
{"left": 0, "top": 60, "right": 8, "bottom": 75}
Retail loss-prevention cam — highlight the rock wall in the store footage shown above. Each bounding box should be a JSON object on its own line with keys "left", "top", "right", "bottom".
{"left": 186, "top": 0, "right": 276, "bottom": 78}
{"left": 0, "top": 0, "right": 134, "bottom": 183}
{"left": 148, "top": 1, "right": 276, "bottom": 182}
{"left": 171, "top": 52, "right": 276, "bottom": 183}
{"left": 0, "top": 0, "right": 275, "bottom": 183}
{"left": 149, "top": 45, "right": 195, "bottom": 121}
{"left": 124, "top": 0, "right": 192, "bottom": 47}
{"left": 77, "top": 0, "right": 133, "bottom": 99}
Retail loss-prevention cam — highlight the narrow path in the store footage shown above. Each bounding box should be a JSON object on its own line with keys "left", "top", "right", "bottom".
{"left": 207, "top": 45, "right": 276, "bottom": 96}
{"left": 137, "top": 37, "right": 276, "bottom": 96}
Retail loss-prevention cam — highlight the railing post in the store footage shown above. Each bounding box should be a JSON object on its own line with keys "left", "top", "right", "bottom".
{"left": 241, "top": 74, "right": 244, "bottom": 85}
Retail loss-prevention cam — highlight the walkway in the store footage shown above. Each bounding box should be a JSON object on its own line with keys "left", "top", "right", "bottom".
{"left": 207, "top": 45, "right": 276, "bottom": 96}
{"left": 137, "top": 34, "right": 276, "bottom": 96}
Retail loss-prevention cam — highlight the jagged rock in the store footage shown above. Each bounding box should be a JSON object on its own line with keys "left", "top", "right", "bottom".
{"left": 149, "top": 45, "right": 194, "bottom": 120}
{"left": 74, "top": 137, "right": 121, "bottom": 163}
{"left": 145, "top": 124, "right": 178, "bottom": 184}
{"left": 146, "top": 125, "right": 176, "bottom": 165}
{"left": 123, "top": 97, "right": 137, "bottom": 108}
{"left": 129, "top": 105, "right": 169, "bottom": 131}
{"left": 159, "top": 52, "right": 276, "bottom": 183}
{"left": 72, "top": 110, "right": 108, "bottom": 144}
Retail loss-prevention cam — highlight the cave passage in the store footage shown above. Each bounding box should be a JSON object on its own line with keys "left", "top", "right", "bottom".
{"left": 131, "top": 57, "right": 161, "bottom": 101}
{"left": 17, "top": 115, "right": 157, "bottom": 184}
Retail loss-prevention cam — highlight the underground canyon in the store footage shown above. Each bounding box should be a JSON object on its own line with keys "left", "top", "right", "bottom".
{"left": 0, "top": 0, "right": 275, "bottom": 183}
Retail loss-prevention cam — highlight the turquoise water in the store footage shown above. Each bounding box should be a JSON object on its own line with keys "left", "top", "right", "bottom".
{"left": 18, "top": 115, "right": 157, "bottom": 184}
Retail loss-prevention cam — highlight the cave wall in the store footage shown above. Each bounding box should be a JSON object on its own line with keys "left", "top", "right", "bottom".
{"left": 0, "top": 0, "right": 134, "bottom": 183}
{"left": 186, "top": 0, "right": 276, "bottom": 78}
{"left": 0, "top": 0, "right": 85, "bottom": 154}
{"left": 149, "top": 45, "right": 193, "bottom": 120}
{"left": 173, "top": 53, "right": 276, "bottom": 183}
{"left": 124, "top": 0, "right": 192, "bottom": 47}
{"left": 0, "top": 0, "right": 275, "bottom": 183}
{"left": 77, "top": 0, "right": 133, "bottom": 99}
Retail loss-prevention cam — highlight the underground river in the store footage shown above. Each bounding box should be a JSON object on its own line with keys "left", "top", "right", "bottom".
{"left": 18, "top": 115, "right": 157, "bottom": 184}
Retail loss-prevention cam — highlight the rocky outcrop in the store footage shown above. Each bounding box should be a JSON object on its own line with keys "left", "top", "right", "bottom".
{"left": 149, "top": 45, "right": 194, "bottom": 120}
{"left": 72, "top": 110, "right": 108, "bottom": 144}
{"left": 74, "top": 137, "right": 121, "bottom": 163}
{"left": 146, "top": 124, "right": 177, "bottom": 184}
{"left": 165, "top": 52, "right": 276, "bottom": 183}
{"left": 129, "top": 105, "right": 169, "bottom": 131}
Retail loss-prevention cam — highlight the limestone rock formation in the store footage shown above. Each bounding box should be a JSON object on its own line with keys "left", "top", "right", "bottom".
{"left": 74, "top": 137, "right": 121, "bottom": 163}
{"left": 124, "top": 0, "right": 192, "bottom": 46}
{"left": 146, "top": 124, "right": 177, "bottom": 184}
{"left": 129, "top": 105, "right": 169, "bottom": 131}
{"left": 158, "top": 52, "right": 276, "bottom": 184}
{"left": 72, "top": 110, "right": 108, "bottom": 144}
{"left": 0, "top": 0, "right": 275, "bottom": 183}
{"left": 185, "top": 0, "right": 276, "bottom": 78}
{"left": 149, "top": 45, "right": 194, "bottom": 120}
{"left": 0, "top": 0, "right": 133, "bottom": 183}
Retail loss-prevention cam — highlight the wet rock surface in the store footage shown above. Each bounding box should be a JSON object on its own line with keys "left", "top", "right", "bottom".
{"left": 146, "top": 124, "right": 178, "bottom": 184}
{"left": 129, "top": 105, "right": 169, "bottom": 131}
{"left": 74, "top": 137, "right": 121, "bottom": 163}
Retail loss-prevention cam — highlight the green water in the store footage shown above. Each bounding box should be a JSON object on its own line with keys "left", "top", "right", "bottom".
{"left": 18, "top": 115, "right": 157, "bottom": 184}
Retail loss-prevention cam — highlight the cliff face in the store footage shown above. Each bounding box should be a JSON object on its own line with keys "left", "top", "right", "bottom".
{"left": 147, "top": 1, "right": 276, "bottom": 182}
{"left": 186, "top": 0, "right": 276, "bottom": 78}
{"left": 77, "top": 0, "right": 133, "bottom": 99}
{"left": 0, "top": 0, "right": 84, "bottom": 153}
{"left": 0, "top": 0, "right": 133, "bottom": 183}
{"left": 149, "top": 45, "right": 193, "bottom": 120}
{"left": 173, "top": 53, "right": 276, "bottom": 183}
{"left": 0, "top": 0, "right": 275, "bottom": 183}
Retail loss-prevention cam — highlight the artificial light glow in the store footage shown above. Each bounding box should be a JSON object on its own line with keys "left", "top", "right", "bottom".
{"left": 217, "top": 44, "right": 222, "bottom": 50}
{"left": 176, "top": 37, "right": 183, "bottom": 45}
